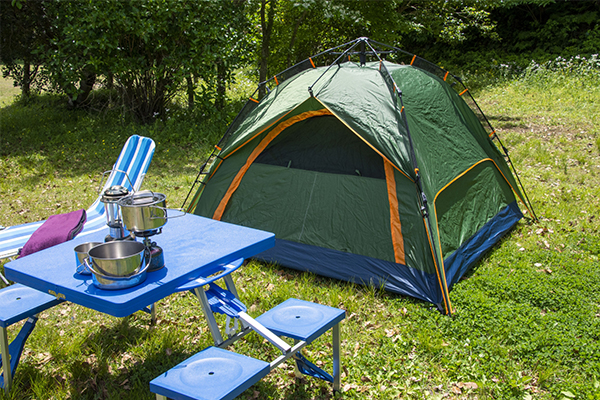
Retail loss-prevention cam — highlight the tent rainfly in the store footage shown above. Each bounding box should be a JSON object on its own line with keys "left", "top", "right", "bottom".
{"left": 184, "top": 37, "right": 536, "bottom": 314}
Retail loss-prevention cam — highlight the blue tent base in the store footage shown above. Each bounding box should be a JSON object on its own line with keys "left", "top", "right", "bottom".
{"left": 255, "top": 239, "right": 443, "bottom": 306}
{"left": 254, "top": 201, "right": 522, "bottom": 310}
{"left": 444, "top": 201, "right": 523, "bottom": 289}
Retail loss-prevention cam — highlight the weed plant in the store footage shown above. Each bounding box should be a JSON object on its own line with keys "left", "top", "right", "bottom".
{"left": 1, "top": 61, "right": 599, "bottom": 400}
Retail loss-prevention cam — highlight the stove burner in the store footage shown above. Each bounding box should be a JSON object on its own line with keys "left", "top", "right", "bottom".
{"left": 134, "top": 228, "right": 162, "bottom": 238}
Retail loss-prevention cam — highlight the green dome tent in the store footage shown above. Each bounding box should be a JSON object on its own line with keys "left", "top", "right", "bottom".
{"left": 185, "top": 38, "right": 535, "bottom": 314}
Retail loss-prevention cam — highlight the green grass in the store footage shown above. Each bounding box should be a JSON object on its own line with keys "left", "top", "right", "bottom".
{"left": 0, "top": 77, "right": 20, "bottom": 107}
{"left": 1, "top": 62, "right": 600, "bottom": 400}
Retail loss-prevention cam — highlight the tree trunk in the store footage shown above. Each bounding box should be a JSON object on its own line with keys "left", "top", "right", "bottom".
{"left": 106, "top": 72, "right": 114, "bottom": 90}
{"left": 287, "top": 9, "right": 308, "bottom": 67}
{"left": 69, "top": 69, "right": 96, "bottom": 108}
{"left": 21, "top": 61, "right": 31, "bottom": 97}
{"left": 259, "top": 0, "right": 276, "bottom": 99}
{"left": 215, "top": 59, "right": 226, "bottom": 111}
{"left": 186, "top": 75, "right": 195, "bottom": 110}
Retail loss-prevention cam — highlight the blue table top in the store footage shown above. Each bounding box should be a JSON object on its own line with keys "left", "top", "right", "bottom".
{"left": 5, "top": 213, "right": 275, "bottom": 317}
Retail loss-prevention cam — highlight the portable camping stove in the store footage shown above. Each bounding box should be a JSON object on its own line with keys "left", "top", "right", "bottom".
{"left": 132, "top": 228, "right": 165, "bottom": 272}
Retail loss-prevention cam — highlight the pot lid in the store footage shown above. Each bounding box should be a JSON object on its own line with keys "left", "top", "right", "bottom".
{"left": 119, "top": 191, "right": 166, "bottom": 206}
{"left": 101, "top": 185, "right": 130, "bottom": 203}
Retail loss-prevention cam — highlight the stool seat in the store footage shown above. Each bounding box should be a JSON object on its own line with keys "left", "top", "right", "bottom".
{"left": 149, "top": 346, "right": 270, "bottom": 400}
{"left": 0, "top": 284, "right": 61, "bottom": 328}
{"left": 255, "top": 298, "right": 345, "bottom": 343}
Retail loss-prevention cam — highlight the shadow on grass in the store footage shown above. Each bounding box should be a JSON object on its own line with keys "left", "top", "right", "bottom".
{"left": 0, "top": 94, "right": 232, "bottom": 187}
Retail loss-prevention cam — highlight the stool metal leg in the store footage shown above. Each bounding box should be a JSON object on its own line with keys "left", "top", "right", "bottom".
{"left": 1, "top": 326, "right": 12, "bottom": 393}
{"left": 155, "top": 394, "right": 167, "bottom": 400}
{"left": 333, "top": 323, "right": 341, "bottom": 391}
{"left": 237, "top": 311, "right": 291, "bottom": 354}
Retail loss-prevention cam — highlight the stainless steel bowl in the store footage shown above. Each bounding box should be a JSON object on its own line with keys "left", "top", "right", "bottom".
{"left": 88, "top": 241, "right": 146, "bottom": 277}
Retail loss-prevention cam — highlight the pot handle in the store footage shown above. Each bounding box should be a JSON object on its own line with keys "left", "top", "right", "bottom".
{"left": 97, "top": 169, "right": 135, "bottom": 195}
{"left": 76, "top": 258, "right": 90, "bottom": 275}
{"left": 149, "top": 206, "right": 187, "bottom": 220}
{"left": 84, "top": 251, "right": 151, "bottom": 281}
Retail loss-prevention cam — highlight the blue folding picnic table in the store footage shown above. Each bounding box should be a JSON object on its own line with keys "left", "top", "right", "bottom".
{"left": 4, "top": 212, "right": 345, "bottom": 399}
{"left": 4, "top": 213, "right": 275, "bottom": 318}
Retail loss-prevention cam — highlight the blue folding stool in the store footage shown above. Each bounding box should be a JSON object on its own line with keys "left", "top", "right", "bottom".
{"left": 150, "top": 346, "right": 270, "bottom": 400}
{"left": 256, "top": 298, "right": 345, "bottom": 390}
{"left": 150, "top": 296, "right": 345, "bottom": 400}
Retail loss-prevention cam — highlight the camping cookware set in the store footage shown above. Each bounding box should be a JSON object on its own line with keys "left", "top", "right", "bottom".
{"left": 76, "top": 183, "right": 185, "bottom": 290}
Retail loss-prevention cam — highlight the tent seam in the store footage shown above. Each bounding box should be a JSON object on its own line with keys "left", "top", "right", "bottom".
{"left": 298, "top": 173, "right": 318, "bottom": 241}
{"left": 431, "top": 157, "right": 521, "bottom": 314}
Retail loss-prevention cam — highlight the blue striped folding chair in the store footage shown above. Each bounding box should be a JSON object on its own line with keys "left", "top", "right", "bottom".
{"left": 0, "top": 135, "right": 155, "bottom": 261}
{"left": 0, "top": 135, "right": 154, "bottom": 393}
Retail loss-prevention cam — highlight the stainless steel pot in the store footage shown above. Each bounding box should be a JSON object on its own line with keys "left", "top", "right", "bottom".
{"left": 118, "top": 191, "right": 185, "bottom": 233}
{"left": 74, "top": 242, "right": 102, "bottom": 275}
{"left": 87, "top": 241, "right": 146, "bottom": 277}
{"left": 118, "top": 191, "right": 168, "bottom": 233}
{"left": 85, "top": 254, "right": 150, "bottom": 290}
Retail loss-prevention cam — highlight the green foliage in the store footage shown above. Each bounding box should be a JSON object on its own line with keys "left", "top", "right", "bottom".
{"left": 411, "top": 1, "right": 599, "bottom": 84}
{"left": 252, "top": 0, "right": 502, "bottom": 78}
{"left": 0, "top": 0, "right": 52, "bottom": 96}
{"left": 3, "top": 0, "right": 598, "bottom": 127}
{"left": 39, "top": 0, "right": 249, "bottom": 122}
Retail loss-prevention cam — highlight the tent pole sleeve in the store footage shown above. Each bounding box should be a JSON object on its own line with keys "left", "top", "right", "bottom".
{"left": 384, "top": 160, "right": 406, "bottom": 265}
{"left": 396, "top": 84, "right": 453, "bottom": 315}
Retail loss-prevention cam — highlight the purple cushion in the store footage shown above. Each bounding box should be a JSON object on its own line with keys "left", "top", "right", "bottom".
{"left": 19, "top": 209, "right": 86, "bottom": 257}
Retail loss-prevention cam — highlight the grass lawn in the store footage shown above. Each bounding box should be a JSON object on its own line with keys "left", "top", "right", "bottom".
{"left": 0, "top": 75, "right": 20, "bottom": 107}
{"left": 1, "top": 59, "right": 599, "bottom": 400}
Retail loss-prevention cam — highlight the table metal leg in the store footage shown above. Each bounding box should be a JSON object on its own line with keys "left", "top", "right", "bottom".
{"left": 222, "top": 275, "right": 249, "bottom": 331}
{"left": 1, "top": 326, "right": 12, "bottom": 393}
{"left": 0, "top": 271, "right": 9, "bottom": 286}
{"left": 155, "top": 394, "right": 167, "bottom": 400}
{"left": 193, "top": 287, "right": 223, "bottom": 346}
{"left": 333, "top": 323, "right": 341, "bottom": 391}
{"left": 150, "top": 303, "right": 157, "bottom": 325}
{"left": 222, "top": 275, "right": 239, "bottom": 298}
